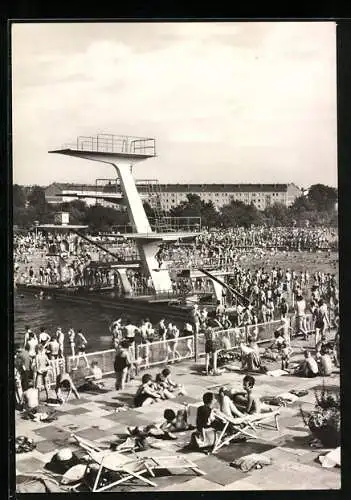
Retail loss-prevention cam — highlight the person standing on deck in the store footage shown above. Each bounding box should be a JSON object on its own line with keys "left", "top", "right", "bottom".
{"left": 123, "top": 319, "right": 139, "bottom": 375}
{"left": 34, "top": 344, "right": 51, "bottom": 402}
{"left": 191, "top": 304, "right": 201, "bottom": 335}
{"left": 73, "top": 330, "right": 89, "bottom": 370}
{"left": 26, "top": 331, "right": 38, "bottom": 373}
{"left": 295, "top": 294, "right": 308, "bottom": 340}
{"left": 67, "top": 328, "right": 76, "bottom": 361}
{"left": 114, "top": 340, "right": 132, "bottom": 390}
{"left": 56, "top": 328, "right": 65, "bottom": 358}
{"left": 39, "top": 327, "right": 50, "bottom": 348}
{"left": 314, "top": 299, "right": 330, "bottom": 347}
{"left": 23, "top": 326, "right": 35, "bottom": 348}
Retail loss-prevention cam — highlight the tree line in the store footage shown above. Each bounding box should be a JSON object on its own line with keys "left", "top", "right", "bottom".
{"left": 13, "top": 183, "right": 338, "bottom": 231}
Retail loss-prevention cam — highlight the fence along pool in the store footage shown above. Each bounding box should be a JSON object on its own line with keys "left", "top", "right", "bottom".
{"left": 62, "top": 315, "right": 315, "bottom": 383}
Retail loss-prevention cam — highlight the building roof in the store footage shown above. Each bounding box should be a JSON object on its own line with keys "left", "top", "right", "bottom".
{"left": 157, "top": 183, "right": 299, "bottom": 193}
{"left": 46, "top": 182, "right": 301, "bottom": 195}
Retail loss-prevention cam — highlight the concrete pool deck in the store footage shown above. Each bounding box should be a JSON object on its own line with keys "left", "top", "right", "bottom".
{"left": 15, "top": 339, "right": 341, "bottom": 492}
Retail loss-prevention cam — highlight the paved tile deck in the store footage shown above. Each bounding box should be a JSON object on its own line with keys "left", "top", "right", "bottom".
{"left": 15, "top": 342, "right": 341, "bottom": 492}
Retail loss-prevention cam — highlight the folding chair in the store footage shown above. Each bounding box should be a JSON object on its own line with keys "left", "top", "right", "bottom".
{"left": 71, "top": 434, "right": 157, "bottom": 492}
{"left": 145, "top": 456, "right": 206, "bottom": 477}
{"left": 72, "top": 435, "right": 206, "bottom": 492}
{"left": 211, "top": 409, "right": 280, "bottom": 454}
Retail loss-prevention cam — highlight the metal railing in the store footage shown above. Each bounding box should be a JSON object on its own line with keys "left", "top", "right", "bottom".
{"left": 66, "top": 348, "right": 116, "bottom": 376}
{"left": 47, "top": 357, "right": 66, "bottom": 387}
{"left": 148, "top": 217, "right": 202, "bottom": 233}
{"left": 62, "top": 134, "right": 156, "bottom": 157}
{"left": 136, "top": 336, "right": 195, "bottom": 368}
{"left": 63, "top": 311, "right": 333, "bottom": 385}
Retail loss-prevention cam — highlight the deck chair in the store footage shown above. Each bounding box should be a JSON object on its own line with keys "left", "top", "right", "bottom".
{"left": 211, "top": 409, "right": 280, "bottom": 454}
{"left": 72, "top": 435, "right": 205, "bottom": 492}
{"left": 71, "top": 434, "right": 157, "bottom": 491}
{"left": 144, "top": 456, "right": 206, "bottom": 478}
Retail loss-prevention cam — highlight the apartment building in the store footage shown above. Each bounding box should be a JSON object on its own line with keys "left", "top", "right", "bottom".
{"left": 152, "top": 183, "right": 302, "bottom": 211}
{"left": 45, "top": 182, "right": 302, "bottom": 211}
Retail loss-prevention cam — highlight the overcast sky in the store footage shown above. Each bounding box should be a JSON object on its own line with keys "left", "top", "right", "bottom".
{"left": 12, "top": 22, "right": 337, "bottom": 188}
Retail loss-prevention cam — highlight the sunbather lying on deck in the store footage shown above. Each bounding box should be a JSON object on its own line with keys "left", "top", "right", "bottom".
{"left": 127, "top": 408, "right": 189, "bottom": 439}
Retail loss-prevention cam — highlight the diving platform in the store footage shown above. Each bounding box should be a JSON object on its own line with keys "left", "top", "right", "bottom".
{"left": 60, "top": 191, "right": 148, "bottom": 203}
{"left": 123, "top": 231, "right": 200, "bottom": 242}
{"left": 37, "top": 224, "right": 88, "bottom": 230}
{"left": 49, "top": 134, "right": 202, "bottom": 295}
{"left": 180, "top": 269, "right": 234, "bottom": 278}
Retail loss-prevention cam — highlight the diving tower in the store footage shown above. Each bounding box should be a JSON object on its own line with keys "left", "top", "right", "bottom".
{"left": 49, "top": 134, "right": 200, "bottom": 294}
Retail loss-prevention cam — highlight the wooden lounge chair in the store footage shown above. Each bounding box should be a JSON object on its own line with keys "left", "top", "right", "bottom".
{"left": 211, "top": 409, "right": 280, "bottom": 454}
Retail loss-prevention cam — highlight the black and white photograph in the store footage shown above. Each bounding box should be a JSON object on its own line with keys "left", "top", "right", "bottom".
{"left": 11, "top": 21, "right": 340, "bottom": 492}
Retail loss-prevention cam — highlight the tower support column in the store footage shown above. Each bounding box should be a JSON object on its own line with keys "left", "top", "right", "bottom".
{"left": 112, "top": 163, "right": 151, "bottom": 234}
{"left": 138, "top": 240, "right": 173, "bottom": 294}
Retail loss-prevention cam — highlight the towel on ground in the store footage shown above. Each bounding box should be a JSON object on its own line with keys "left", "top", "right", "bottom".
{"left": 230, "top": 453, "right": 272, "bottom": 472}
{"left": 319, "top": 447, "right": 341, "bottom": 468}
{"left": 266, "top": 369, "right": 289, "bottom": 377}
{"left": 276, "top": 392, "right": 299, "bottom": 403}
{"left": 289, "top": 389, "right": 309, "bottom": 397}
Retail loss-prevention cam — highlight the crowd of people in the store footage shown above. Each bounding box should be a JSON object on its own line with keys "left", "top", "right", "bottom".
{"left": 14, "top": 225, "right": 339, "bottom": 432}
{"left": 14, "top": 226, "right": 338, "bottom": 294}
{"left": 14, "top": 324, "right": 92, "bottom": 405}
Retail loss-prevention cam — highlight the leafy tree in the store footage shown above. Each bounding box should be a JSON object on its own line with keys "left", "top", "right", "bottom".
{"left": 200, "top": 200, "right": 220, "bottom": 228}
{"left": 263, "top": 203, "right": 291, "bottom": 226}
{"left": 170, "top": 193, "right": 202, "bottom": 218}
{"left": 143, "top": 201, "right": 156, "bottom": 220}
{"left": 83, "top": 205, "right": 129, "bottom": 232}
{"left": 307, "top": 184, "right": 337, "bottom": 212}
{"left": 27, "top": 185, "right": 46, "bottom": 209}
{"left": 220, "top": 200, "right": 263, "bottom": 228}
{"left": 169, "top": 194, "right": 219, "bottom": 228}
{"left": 13, "top": 184, "right": 26, "bottom": 208}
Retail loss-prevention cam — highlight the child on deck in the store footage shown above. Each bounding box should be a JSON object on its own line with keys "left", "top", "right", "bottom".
{"left": 134, "top": 374, "right": 163, "bottom": 407}
{"left": 55, "top": 372, "right": 80, "bottom": 403}
{"left": 155, "top": 368, "right": 186, "bottom": 399}
{"left": 79, "top": 360, "right": 106, "bottom": 392}
{"left": 189, "top": 392, "right": 223, "bottom": 450}
{"left": 293, "top": 350, "right": 319, "bottom": 378}
{"left": 317, "top": 344, "right": 333, "bottom": 376}
{"left": 264, "top": 330, "right": 285, "bottom": 361}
